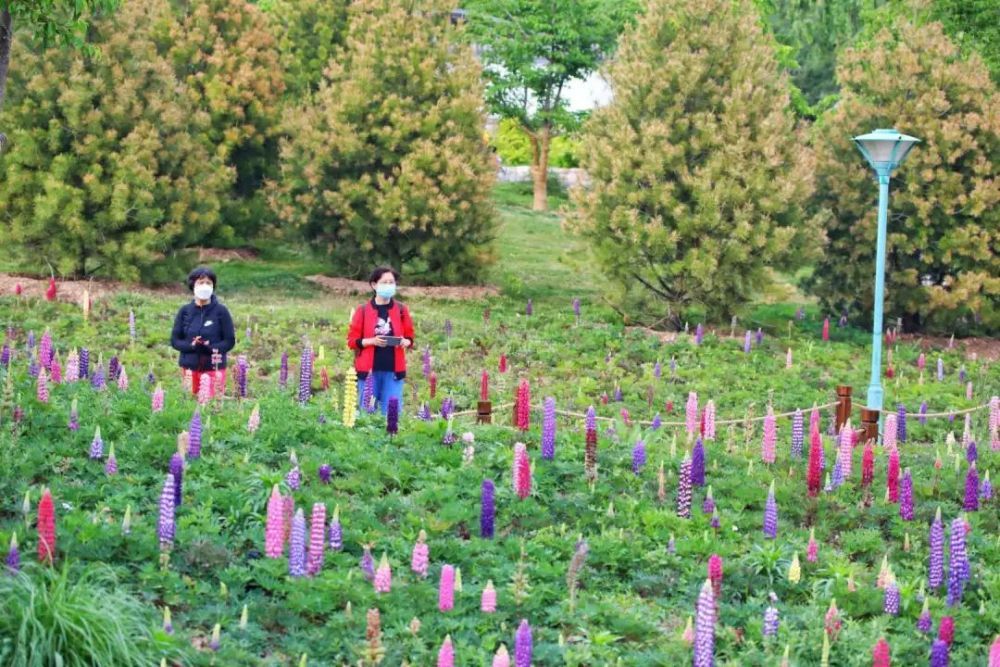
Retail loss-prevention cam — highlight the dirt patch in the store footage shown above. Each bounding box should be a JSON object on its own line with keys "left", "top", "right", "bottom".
{"left": 897, "top": 334, "right": 1000, "bottom": 362}
{"left": 0, "top": 273, "right": 180, "bottom": 304}
{"left": 306, "top": 275, "right": 500, "bottom": 300}
{"left": 194, "top": 247, "right": 259, "bottom": 262}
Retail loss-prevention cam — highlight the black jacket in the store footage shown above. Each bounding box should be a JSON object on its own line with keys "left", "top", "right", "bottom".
{"left": 170, "top": 296, "right": 236, "bottom": 370}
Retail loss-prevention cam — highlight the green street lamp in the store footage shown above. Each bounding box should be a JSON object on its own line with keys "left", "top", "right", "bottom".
{"left": 852, "top": 128, "right": 920, "bottom": 416}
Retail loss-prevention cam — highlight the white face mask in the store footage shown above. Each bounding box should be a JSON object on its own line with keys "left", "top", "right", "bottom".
{"left": 193, "top": 284, "right": 214, "bottom": 300}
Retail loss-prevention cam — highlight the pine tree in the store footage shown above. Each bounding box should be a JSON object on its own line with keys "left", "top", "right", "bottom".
{"left": 270, "top": 0, "right": 496, "bottom": 284}
{"left": 808, "top": 18, "right": 999, "bottom": 333}
{"left": 569, "top": 0, "right": 820, "bottom": 325}
{"left": 266, "top": 0, "right": 351, "bottom": 100}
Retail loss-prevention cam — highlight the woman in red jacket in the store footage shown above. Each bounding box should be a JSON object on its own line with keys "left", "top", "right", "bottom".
{"left": 347, "top": 266, "right": 415, "bottom": 415}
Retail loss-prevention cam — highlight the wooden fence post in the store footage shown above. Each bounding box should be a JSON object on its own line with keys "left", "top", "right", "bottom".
{"left": 477, "top": 400, "right": 492, "bottom": 424}
{"left": 836, "top": 385, "right": 853, "bottom": 432}
{"left": 861, "top": 408, "right": 880, "bottom": 445}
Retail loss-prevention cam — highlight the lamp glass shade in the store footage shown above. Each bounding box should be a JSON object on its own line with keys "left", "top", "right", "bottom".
{"left": 853, "top": 128, "right": 920, "bottom": 171}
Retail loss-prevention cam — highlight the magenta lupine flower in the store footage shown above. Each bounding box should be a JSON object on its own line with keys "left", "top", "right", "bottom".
{"left": 236, "top": 355, "right": 248, "bottom": 399}
{"left": 883, "top": 412, "right": 897, "bottom": 449}
{"left": 693, "top": 579, "right": 715, "bottom": 667}
{"left": 306, "top": 503, "right": 326, "bottom": 576}
{"left": 762, "top": 408, "right": 776, "bottom": 464}
{"left": 686, "top": 392, "right": 698, "bottom": 437}
{"left": 763, "top": 592, "right": 779, "bottom": 638}
{"left": 900, "top": 469, "right": 914, "bottom": 520}
{"left": 930, "top": 639, "right": 949, "bottom": 667}
{"left": 929, "top": 508, "right": 944, "bottom": 590}
{"left": 525, "top": 299, "right": 533, "bottom": 316}
{"left": 439, "top": 564, "right": 456, "bottom": 611}
{"left": 947, "top": 516, "right": 969, "bottom": 606}
{"left": 437, "top": 636, "right": 454, "bottom": 667}
{"left": 809, "top": 405, "right": 821, "bottom": 439}
{"left": 632, "top": 440, "right": 647, "bottom": 475}
{"left": 328, "top": 507, "right": 342, "bottom": 551}
{"left": 482, "top": 581, "right": 497, "bottom": 613}
{"left": 79, "top": 347, "right": 89, "bottom": 378}
{"left": 105, "top": 446, "right": 118, "bottom": 475}
{"left": 279, "top": 352, "right": 289, "bottom": 388}
{"left": 38, "top": 331, "right": 52, "bottom": 370}
{"left": 514, "top": 619, "right": 532, "bottom": 667}
{"left": 5, "top": 533, "right": 19, "bottom": 573}
{"left": 152, "top": 385, "right": 164, "bottom": 412}
{"left": 158, "top": 474, "right": 176, "bottom": 549}
{"left": 89, "top": 426, "right": 104, "bottom": 460}
{"left": 411, "top": 530, "right": 429, "bottom": 577}
{"left": 791, "top": 409, "right": 804, "bottom": 458}
{"left": 937, "top": 358, "right": 944, "bottom": 381}
{"left": 36, "top": 368, "right": 49, "bottom": 403}
{"left": 360, "top": 545, "right": 375, "bottom": 581}
{"left": 884, "top": 579, "right": 900, "bottom": 615}
{"left": 677, "top": 454, "right": 692, "bottom": 519}
{"left": 682, "top": 433, "right": 702, "bottom": 485}
{"left": 386, "top": 397, "right": 399, "bottom": 435}
{"left": 298, "top": 345, "right": 313, "bottom": 404}
{"left": 744, "top": 330, "right": 752, "bottom": 354}
{"left": 703, "top": 401, "right": 716, "bottom": 441}
{"left": 187, "top": 409, "right": 202, "bottom": 460}
{"left": 265, "top": 485, "right": 284, "bottom": 558}
{"left": 763, "top": 481, "right": 777, "bottom": 539}
{"left": 318, "top": 464, "right": 331, "bottom": 483}
{"left": 897, "top": 404, "right": 907, "bottom": 443}
{"left": 541, "top": 397, "right": 556, "bottom": 459}
{"left": 965, "top": 465, "right": 979, "bottom": 512}
{"left": 288, "top": 509, "right": 307, "bottom": 577}
{"left": 50, "top": 357, "right": 61, "bottom": 384}
{"left": 481, "top": 479, "right": 495, "bottom": 538}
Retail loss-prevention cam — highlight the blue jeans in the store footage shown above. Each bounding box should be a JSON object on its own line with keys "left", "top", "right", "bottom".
{"left": 358, "top": 372, "right": 404, "bottom": 416}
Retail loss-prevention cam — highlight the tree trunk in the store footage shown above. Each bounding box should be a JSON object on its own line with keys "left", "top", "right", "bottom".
{"left": 529, "top": 125, "right": 551, "bottom": 212}
{"left": 0, "top": 9, "right": 11, "bottom": 152}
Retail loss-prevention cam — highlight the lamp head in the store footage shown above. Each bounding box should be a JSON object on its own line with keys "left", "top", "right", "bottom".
{"left": 853, "top": 128, "right": 920, "bottom": 174}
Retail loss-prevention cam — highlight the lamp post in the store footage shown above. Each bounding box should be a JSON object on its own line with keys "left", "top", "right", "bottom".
{"left": 852, "top": 128, "right": 919, "bottom": 415}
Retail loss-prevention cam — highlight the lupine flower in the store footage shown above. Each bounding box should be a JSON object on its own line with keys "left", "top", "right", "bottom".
{"left": 808, "top": 428, "right": 823, "bottom": 497}
{"left": 385, "top": 397, "right": 399, "bottom": 435}
{"left": 77, "top": 347, "right": 89, "bottom": 379}
{"left": 929, "top": 507, "right": 944, "bottom": 590}
{"left": 981, "top": 470, "right": 992, "bottom": 501}
{"left": 691, "top": 438, "right": 705, "bottom": 486}
{"left": 988, "top": 635, "right": 1000, "bottom": 666}
{"left": 187, "top": 409, "right": 202, "bottom": 460}
{"left": 872, "top": 638, "right": 890, "bottom": 667}
{"left": 208, "top": 623, "right": 221, "bottom": 652}
{"left": 236, "top": 355, "right": 249, "bottom": 399}
{"left": 279, "top": 352, "right": 289, "bottom": 388}
{"left": 36, "top": 368, "right": 49, "bottom": 403}
{"left": 499, "top": 353, "right": 507, "bottom": 373}
{"left": 824, "top": 599, "right": 841, "bottom": 640}
{"left": 938, "top": 616, "right": 954, "bottom": 646}
{"left": 763, "top": 481, "right": 778, "bottom": 539}
{"left": 967, "top": 440, "right": 978, "bottom": 464}
{"left": 362, "top": 374, "right": 377, "bottom": 413}
{"left": 421, "top": 347, "right": 432, "bottom": 377}
{"left": 686, "top": 392, "right": 698, "bottom": 437}
{"left": 883, "top": 412, "right": 897, "bottom": 449}
{"left": 884, "top": 577, "right": 900, "bottom": 615}
{"left": 693, "top": 579, "right": 715, "bottom": 667}
{"left": 285, "top": 451, "right": 301, "bottom": 491}
{"left": 116, "top": 366, "right": 128, "bottom": 392}
{"left": 895, "top": 466, "right": 914, "bottom": 519}
{"left": 359, "top": 545, "right": 375, "bottom": 581}
{"left": 807, "top": 528, "right": 818, "bottom": 562}
{"left": 481, "top": 479, "right": 495, "bottom": 538}
{"left": 887, "top": 447, "right": 900, "bottom": 503}
{"left": 50, "top": 356, "right": 61, "bottom": 383}
{"left": 306, "top": 503, "right": 326, "bottom": 576}
{"left": 959, "top": 366, "right": 966, "bottom": 383}
{"left": 479, "top": 370, "right": 489, "bottom": 402}
{"left": 437, "top": 635, "right": 454, "bottom": 667}
{"left": 790, "top": 409, "right": 803, "bottom": 458}
{"left": 761, "top": 407, "right": 777, "bottom": 464}
{"left": 265, "top": 485, "right": 284, "bottom": 558}
{"left": 629, "top": 439, "right": 646, "bottom": 475}
{"left": 702, "top": 486, "right": 715, "bottom": 514}
{"left": 439, "top": 564, "right": 455, "bottom": 611}
{"left": 329, "top": 505, "right": 342, "bottom": 551}
{"left": 443, "top": 319, "right": 453, "bottom": 337}
{"left": 108, "top": 355, "right": 120, "bottom": 382}
{"left": 708, "top": 554, "right": 723, "bottom": 600}
{"left": 411, "top": 530, "right": 429, "bottom": 577}
{"left": 964, "top": 465, "right": 979, "bottom": 511}
{"left": 158, "top": 475, "right": 175, "bottom": 550}
{"left": 821, "top": 317, "right": 830, "bottom": 341}
{"left": 763, "top": 592, "right": 779, "bottom": 638}
{"left": 105, "top": 445, "right": 118, "bottom": 475}
{"left": 937, "top": 358, "right": 944, "bottom": 382}
{"left": 482, "top": 580, "right": 497, "bottom": 613}
{"left": 541, "top": 397, "right": 556, "bottom": 459}
{"left": 515, "top": 446, "right": 532, "bottom": 500}
{"left": 917, "top": 599, "right": 932, "bottom": 633}
{"left": 89, "top": 426, "right": 104, "bottom": 460}
{"left": 930, "top": 639, "right": 949, "bottom": 667}
{"left": 862, "top": 441, "right": 874, "bottom": 488}
{"left": 288, "top": 509, "right": 307, "bottom": 577}
{"left": 917, "top": 400, "right": 928, "bottom": 425}
{"left": 0, "top": 343, "right": 9, "bottom": 369}
{"left": 525, "top": 298, "right": 532, "bottom": 316}
{"left": 947, "top": 516, "right": 969, "bottom": 606}
{"left": 742, "top": 330, "right": 752, "bottom": 354}
{"left": 515, "top": 619, "right": 532, "bottom": 667}
{"left": 298, "top": 345, "right": 313, "bottom": 404}
{"left": 787, "top": 552, "right": 800, "bottom": 583}
{"left": 677, "top": 454, "right": 692, "bottom": 519}
{"left": 837, "top": 420, "right": 853, "bottom": 482}
{"left": 653, "top": 360, "right": 662, "bottom": 379}
{"left": 493, "top": 645, "right": 510, "bottom": 667}
{"left": 374, "top": 554, "right": 392, "bottom": 593}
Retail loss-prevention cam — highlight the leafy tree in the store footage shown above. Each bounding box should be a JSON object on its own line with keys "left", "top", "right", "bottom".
{"left": 462, "top": 0, "right": 637, "bottom": 211}
{"left": 0, "top": 0, "right": 120, "bottom": 151}
{"left": 495, "top": 118, "right": 580, "bottom": 168}
{"left": 265, "top": 0, "right": 351, "bottom": 100}
{"left": 270, "top": 0, "right": 496, "bottom": 284}
{"left": 808, "top": 18, "right": 999, "bottom": 333}
{"left": 568, "top": 0, "right": 821, "bottom": 326}
{"left": 0, "top": 0, "right": 232, "bottom": 281}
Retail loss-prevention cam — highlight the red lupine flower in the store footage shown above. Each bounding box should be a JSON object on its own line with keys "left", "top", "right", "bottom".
{"left": 37, "top": 488, "right": 56, "bottom": 564}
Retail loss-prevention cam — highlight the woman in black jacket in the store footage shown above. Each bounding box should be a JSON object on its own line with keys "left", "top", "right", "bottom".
{"left": 170, "top": 266, "right": 236, "bottom": 397}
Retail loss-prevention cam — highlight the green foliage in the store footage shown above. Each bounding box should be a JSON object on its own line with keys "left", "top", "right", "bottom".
{"left": 569, "top": 0, "right": 822, "bottom": 326}
{"left": 0, "top": 0, "right": 233, "bottom": 282}
{"left": 0, "top": 563, "right": 174, "bottom": 666}
{"left": 270, "top": 0, "right": 497, "bottom": 284}
{"left": 495, "top": 118, "right": 581, "bottom": 168}
{"left": 808, "top": 17, "right": 1000, "bottom": 333}
{"left": 264, "top": 0, "right": 351, "bottom": 99}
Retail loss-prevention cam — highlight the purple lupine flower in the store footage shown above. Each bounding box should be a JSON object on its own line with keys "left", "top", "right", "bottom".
{"left": 763, "top": 594, "right": 779, "bottom": 638}
{"left": 481, "top": 478, "right": 495, "bottom": 538}
{"left": 418, "top": 403, "right": 432, "bottom": 421}
{"left": 653, "top": 360, "right": 662, "bottom": 379}
{"left": 363, "top": 374, "right": 376, "bottom": 413}
{"left": 838, "top": 312, "right": 848, "bottom": 327}
{"left": 105, "top": 448, "right": 118, "bottom": 475}
{"left": 830, "top": 448, "right": 845, "bottom": 490}
{"left": 959, "top": 366, "right": 966, "bottom": 383}
{"left": 279, "top": 352, "right": 289, "bottom": 388}
{"left": 0, "top": 343, "right": 9, "bottom": 368}
{"left": 677, "top": 454, "right": 692, "bottom": 519}
{"left": 884, "top": 580, "right": 900, "bottom": 615}
{"left": 298, "top": 345, "right": 313, "bottom": 404}
{"left": 386, "top": 397, "right": 399, "bottom": 435}
{"left": 245, "top": 325, "right": 251, "bottom": 342}
{"left": 669, "top": 356, "right": 676, "bottom": 375}
{"left": 440, "top": 396, "right": 454, "bottom": 421}
{"left": 930, "top": 639, "right": 949, "bottom": 667}
{"left": 693, "top": 579, "right": 715, "bottom": 667}
{"left": 790, "top": 408, "right": 804, "bottom": 458}
{"left": 79, "top": 347, "right": 89, "bottom": 378}
{"left": 285, "top": 457, "right": 301, "bottom": 491}
{"left": 158, "top": 474, "right": 176, "bottom": 548}
{"left": 162, "top": 452, "right": 183, "bottom": 509}
{"left": 897, "top": 404, "right": 907, "bottom": 443}
{"left": 318, "top": 464, "right": 332, "bottom": 483}
{"left": 90, "top": 363, "right": 105, "bottom": 389}
{"left": 6, "top": 534, "right": 20, "bottom": 572}
{"left": 744, "top": 330, "right": 752, "bottom": 354}
{"left": 755, "top": 328, "right": 763, "bottom": 346}
{"left": 525, "top": 299, "right": 533, "bottom": 316}
{"left": 360, "top": 546, "right": 375, "bottom": 581}
{"left": 146, "top": 369, "right": 156, "bottom": 387}
{"left": 937, "top": 358, "right": 944, "bottom": 381}
{"left": 651, "top": 413, "right": 662, "bottom": 430}
{"left": 573, "top": 298, "right": 581, "bottom": 322}
{"left": 108, "top": 355, "right": 120, "bottom": 382}
{"left": 422, "top": 347, "right": 431, "bottom": 377}
{"left": 691, "top": 438, "right": 705, "bottom": 487}
{"left": 26, "top": 330, "right": 35, "bottom": 350}
{"left": 695, "top": 323, "right": 704, "bottom": 345}
{"left": 929, "top": 509, "right": 944, "bottom": 590}
{"left": 444, "top": 319, "right": 453, "bottom": 337}
{"left": 919, "top": 401, "right": 928, "bottom": 425}
{"left": 763, "top": 481, "right": 777, "bottom": 539}
{"left": 900, "top": 469, "right": 913, "bottom": 520}
{"left": 187, "top": 409, "right": 202, "bottom": 460}
{"left": 702, "top": 488, "right": 714, "bottom": 514}
{"left": 981, "top": 472, "right": 992, "bottom": 501}
{"left": 966, "top": 441, "right": 977, "bottom": 464}
{"left": 541, "top": 397, "right": 556, "bottom": 460}
{"left": 613, "top": 386, "right": 622, "bottom": 402}
{"left": 585, "top": 405, "right": 596, "bottom": 432}
{"left": 329, "top": 509, "right": 342, "bottom": 551}
{"left": 236, "top": 355, "right": 249, "bottom": 399}
{"left": 667, "top": 535, "right": 676, "bottom": 554}
{"left": 515, "top": 619, "right": 532, "bottom": 667}
{"left": 946, "top": 516, "right": 969, "bottom": 606}
{"left": 632, "top": 440, "right": 647, "bottom": 475}
{"left": 89, "top": 427, "right": 104, "bottom": 460}
{"left": 917, "top": 606, "right": 932, "bottom": 633}
{"left": 964, "top": 465, "right": 979, "bottom": 512}
{"left": 68, "top": 399, "right": 79, "bottom": 431}
{"left": 288, "top": 509, "right": 307, "bottom": 577}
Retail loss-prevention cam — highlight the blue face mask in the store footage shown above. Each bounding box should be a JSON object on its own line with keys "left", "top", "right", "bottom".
{"left": 375, "top": 284, "right": 396, "bottom": 299}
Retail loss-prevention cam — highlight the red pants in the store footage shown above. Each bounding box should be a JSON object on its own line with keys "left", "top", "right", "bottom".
{"left": 187, "top": 369, "right": 227, "bottom": 398}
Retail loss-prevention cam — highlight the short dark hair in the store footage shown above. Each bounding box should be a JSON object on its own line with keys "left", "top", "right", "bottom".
{"left": 187, "top": 266, "right": 217, "bottom": 291}
{"left": 368, "top": 266, "right": 399, "bottom": 285}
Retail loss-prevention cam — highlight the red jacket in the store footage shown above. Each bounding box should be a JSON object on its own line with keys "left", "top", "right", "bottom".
{"left": 347, "top": 299, "right": 415, "bottom": 374}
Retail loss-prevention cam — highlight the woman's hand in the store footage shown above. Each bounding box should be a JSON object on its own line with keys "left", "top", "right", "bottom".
{"left": 400, "top": 338, "right": 411, "bottom": 349}
{"left": 363, "top": 337, "right": 388, "bottom": 348}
